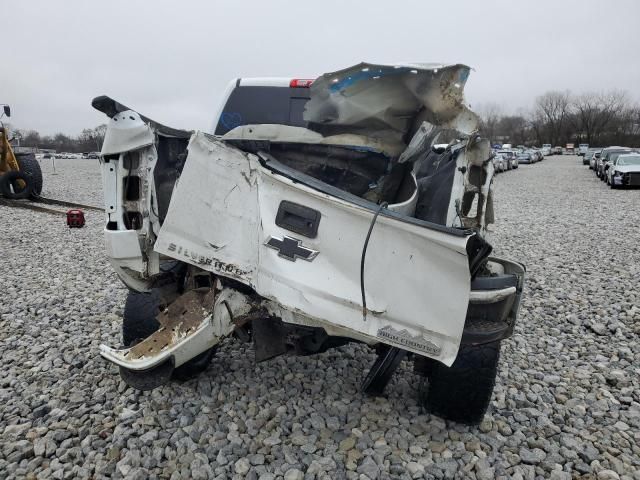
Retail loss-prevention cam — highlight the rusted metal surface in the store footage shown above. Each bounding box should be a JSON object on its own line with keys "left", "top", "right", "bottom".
{"left": 125, "top": 289, "right": 216, "bottom": 360}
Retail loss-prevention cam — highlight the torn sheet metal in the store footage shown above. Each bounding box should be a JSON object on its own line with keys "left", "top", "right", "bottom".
{"left": 155, "top": 131, "right": 473, "bottom": 365}
{"left": 100, "top": 289, "right": 220, "bottom": 370}
{"left": 304, "top": 62, "right": 479, "bottom": 142}
{"left": 222, "top": 124, "right": 405, "bottom": 200}
{"left": 126, "top": 290, "right": 215, "bottom": 361}
{"left": 398, "top": 122, "right": 443, "bottom": 164}
{"left": 222, "top": 124, "right": 405, "bottom": 158}
{"left": 154, "top": 132, "right": 261, "bottom": 284}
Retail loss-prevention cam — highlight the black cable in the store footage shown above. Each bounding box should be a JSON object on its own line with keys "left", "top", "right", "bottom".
{"left": 360, "top": 201, "right": 388, "bottom": 321}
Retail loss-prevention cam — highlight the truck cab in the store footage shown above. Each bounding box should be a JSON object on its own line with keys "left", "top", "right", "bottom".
{"left": 212, "top": 78, "right": 313, "bottom": 136}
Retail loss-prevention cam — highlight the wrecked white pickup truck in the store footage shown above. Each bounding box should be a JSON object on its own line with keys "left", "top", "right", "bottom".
{"left": 93, "top": 62, "right": 525, "bottom": 424}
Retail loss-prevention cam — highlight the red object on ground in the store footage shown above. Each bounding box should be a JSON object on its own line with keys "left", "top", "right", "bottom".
{"left": 66, "top": 209, "right": 85, "bottom": 228}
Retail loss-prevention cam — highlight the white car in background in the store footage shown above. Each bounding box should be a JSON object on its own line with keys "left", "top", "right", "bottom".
{"left": 590, "top": 150, "right": 601, "bottom": 170}
{"left": 497, "top": 150, "right": 517, "bottom": 170}
{"left": 492, "top": 153, "right": 506, "bottom": 172}
{"left": 578, "top": 143, "right": 589, "bottom": 156}
{"left": 607, "top": 153, "right": 640, "bottom": 188}
{"left": 541, "top": 144, "right": 552, "bottom": 156}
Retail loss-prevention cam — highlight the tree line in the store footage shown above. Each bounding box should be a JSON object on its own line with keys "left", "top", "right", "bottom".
{"left": 479, "top": 90, "right": 640, "bottom": 147}
{"left": 9, "top": 89, "right": 640, "bottom": 152}
{"left": 10, "top": 124, "right": 107, "bottom": 153}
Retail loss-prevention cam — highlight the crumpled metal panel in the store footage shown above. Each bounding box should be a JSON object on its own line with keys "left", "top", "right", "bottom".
{"left": 155, "top": 132, "right": 472, "bottom": 365}
{"left": 304, "top": 62, "right": 479, "bottom": 141}
{"left": 101, "top": 110, "right": 155, "bottom": 156}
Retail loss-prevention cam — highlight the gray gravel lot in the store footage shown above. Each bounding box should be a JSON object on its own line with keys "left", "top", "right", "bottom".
{"left": 1, "top": 155, "right": 639, "bottom": 480}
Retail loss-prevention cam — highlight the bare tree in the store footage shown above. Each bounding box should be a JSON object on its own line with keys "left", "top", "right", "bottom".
{"left": 93, "top": 124, "right": 107, "bottom": 150}
{"left": 572, "top": 90, "right": 629, "bottom": 145}
{"left": 497, "top": 115, "right": 529, "bottom": 145}
{"left": 477, "top": 102, "right": 502, "bottom": 141}
{"left": 534, "top": 90, "right": 571, "bottom": 145}
{"left": 529, "top": 110, "right": 547, "bottom": 145}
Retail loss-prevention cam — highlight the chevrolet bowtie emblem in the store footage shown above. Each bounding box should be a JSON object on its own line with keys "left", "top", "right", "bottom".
{"left": 264, "top": 235, "right": 319, "bottom": 262}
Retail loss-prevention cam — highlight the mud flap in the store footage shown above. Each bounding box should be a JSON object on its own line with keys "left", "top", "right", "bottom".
{"left": 253, "top": 317, "right": 288, "bottom": 362}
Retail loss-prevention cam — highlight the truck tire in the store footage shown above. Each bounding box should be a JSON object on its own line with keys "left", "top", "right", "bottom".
{"left": 0, "top": 171, "right": 34, "bottom": 199}
{"left": 16, "top": 153, "right": 43, "bottom": 196}
{"left": 122, "top": 289, "right": 216, "bottom": 381}
{"left": 421, "top": 341, "right": 501, "bottom": 425}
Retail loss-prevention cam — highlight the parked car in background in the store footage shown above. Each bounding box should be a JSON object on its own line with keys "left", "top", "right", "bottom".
{"left": 497, "top": 150, "right": 516, "bottom": 170}
{"left": 531, "top": 150, "right": 543, "bottom": 162}
{"left": 541, "top": 144, "right": 552, "bottom": 156}
{"left": 492, "top": 153, "right": 506, "bottom": 173}
{"left": 87, "top": 152, "right": 99, "bottom": 159}
{"left": 601, "top": 150, "right": 634, "bottom": 182}
{"left": 590, "top": 150, "right": 601, "bottom": 170}
{"left": 597, "top": 147, "right": 632, "bottom": 180}
{"left": 583, "top": 148, "right": 600, "bottom": 166}
{"left": 578, "top": 143, "right": 589, "bottom": 156}
{"left": 565, "top": 144, "right": 575, "bottom": 155}
{"left": 553, "top": 146, "right": 563, "bottom": 155}
{"left": 607, "top": 153, "right": 640, "bottom": 188}
{"left": 517, "top": 152, "right": 534, "bottom": 164}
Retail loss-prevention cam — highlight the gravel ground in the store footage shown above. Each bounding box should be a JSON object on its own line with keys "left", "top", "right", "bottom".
{"left": 1, "top": 155, "right": 639, "bottom": 480}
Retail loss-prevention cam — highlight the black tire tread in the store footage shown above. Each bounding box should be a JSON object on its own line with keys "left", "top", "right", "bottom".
{"left": 16, "top": 153, "right": 43, "bottom": 196}
{"left": 422, "top": 341, "right": 500, "bottom": 425}
{"left": 122, "top": 289, "right": 162, "bottom": 345}
{"left": 0, "top": 171, "right": 34, "bottom": 199}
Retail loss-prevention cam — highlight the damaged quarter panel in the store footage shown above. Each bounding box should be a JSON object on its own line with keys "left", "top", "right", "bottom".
{"left": 154, "top": 132, "right": 260, "bottom": 283}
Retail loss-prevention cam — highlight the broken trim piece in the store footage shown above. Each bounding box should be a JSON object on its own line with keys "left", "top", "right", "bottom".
{"left": 100, "top": 290, "right": 220, "bottom": 371}
{"left": 468, "top": 286, "right": 516, "bottom": 304}
{"left": 92, "top": 95, "right": 192, "bottom": 138}
{"left": 99, "top": 318, "right": 214, "bottom": 371}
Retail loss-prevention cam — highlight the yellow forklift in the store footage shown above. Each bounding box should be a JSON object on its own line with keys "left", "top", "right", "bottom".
{"left": 0, "top": 104, "right": 43, "bottom": 198}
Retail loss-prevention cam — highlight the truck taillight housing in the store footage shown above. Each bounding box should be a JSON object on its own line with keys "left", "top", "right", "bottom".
{"left": 290, "top": 79, "right": 314, "bottom": 88}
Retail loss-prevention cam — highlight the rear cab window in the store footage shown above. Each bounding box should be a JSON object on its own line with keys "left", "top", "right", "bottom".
{"left": 214, "top": 84, "right": 311, "bottom": 136}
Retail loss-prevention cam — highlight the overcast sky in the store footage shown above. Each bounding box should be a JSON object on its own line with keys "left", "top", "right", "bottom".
{"left": 3, "top": 0, "right": 640, "bottom": 135}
